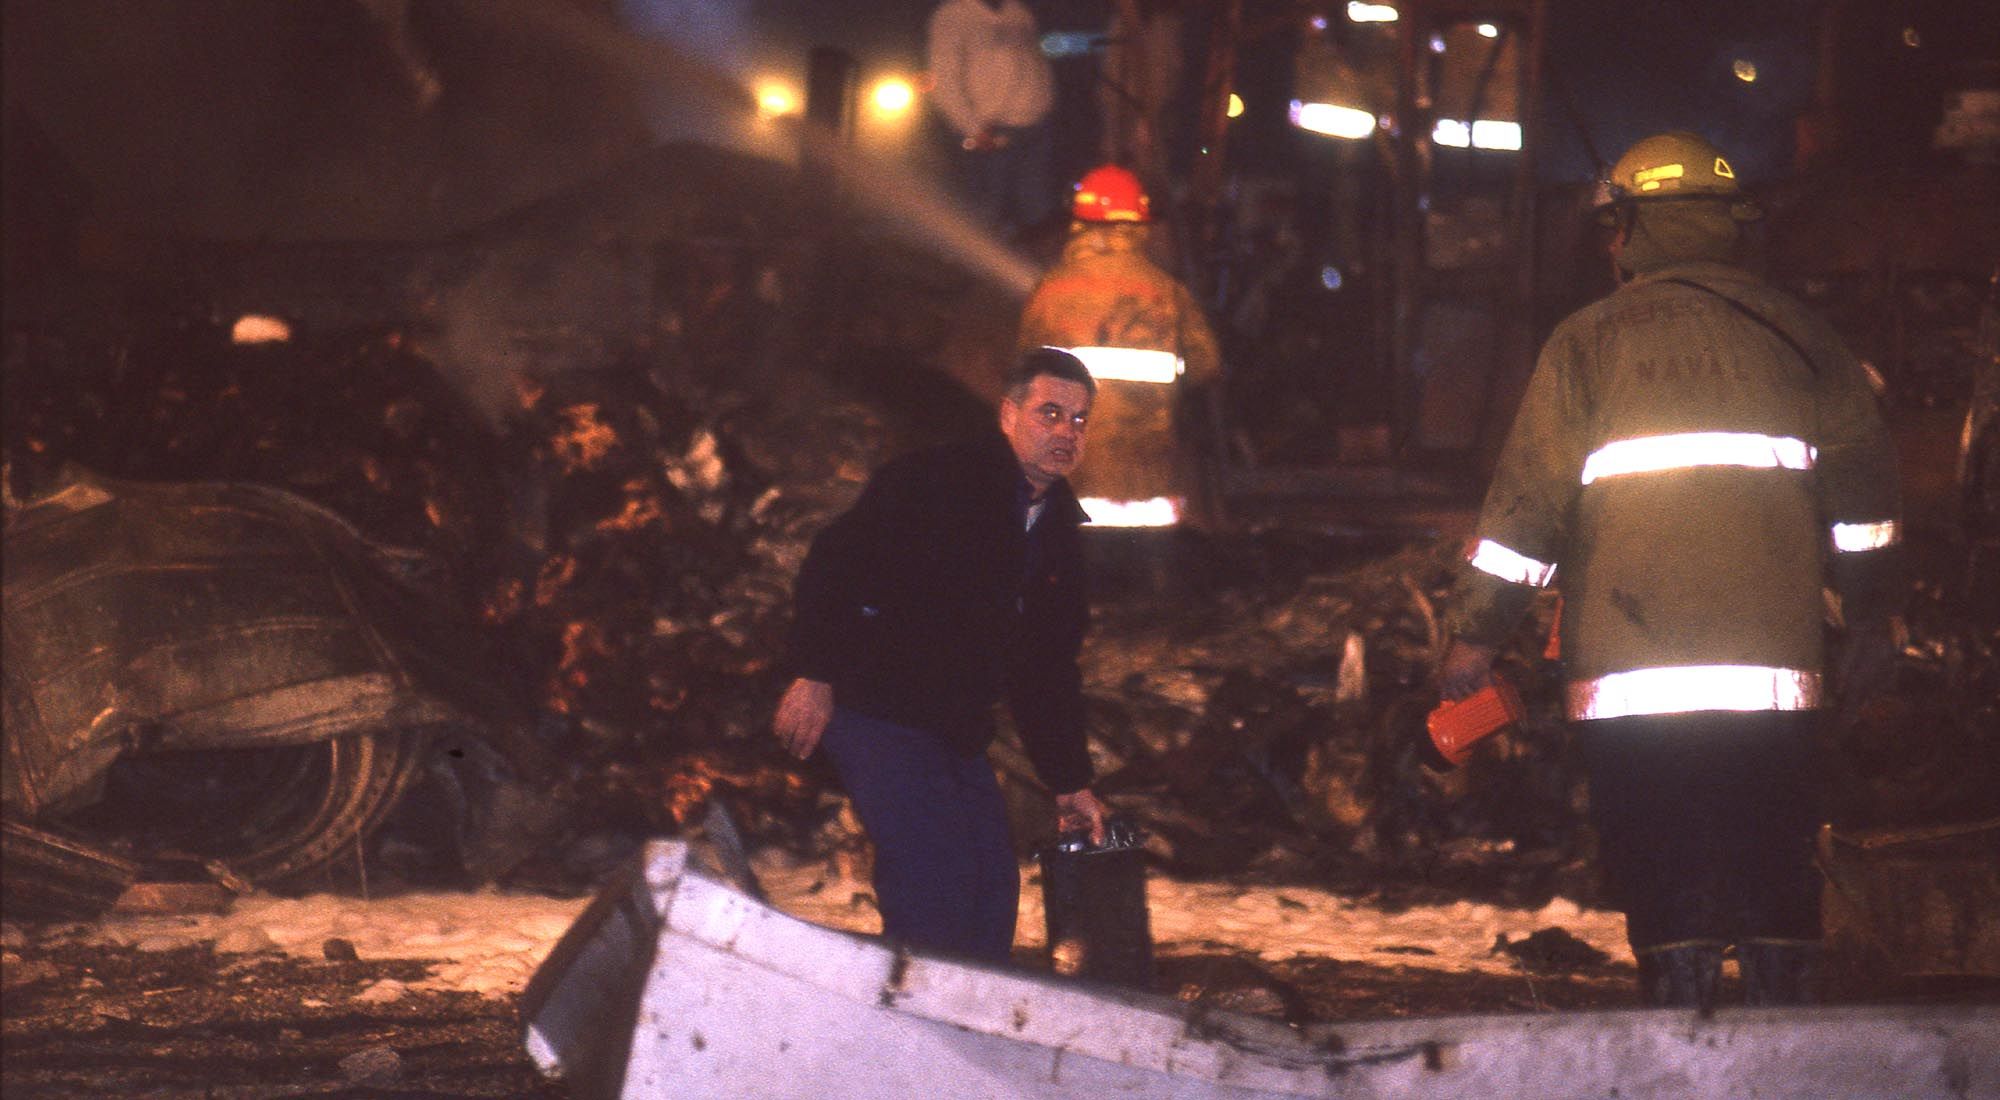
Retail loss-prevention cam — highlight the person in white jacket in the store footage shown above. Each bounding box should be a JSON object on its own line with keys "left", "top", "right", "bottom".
{"left": 926, "top": 0, "right": 1058, "bottom": 235}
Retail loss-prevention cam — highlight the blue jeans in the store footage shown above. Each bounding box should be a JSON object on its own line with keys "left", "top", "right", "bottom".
{"left": 819, "top": 707, "right": 1019, "bottom": 962}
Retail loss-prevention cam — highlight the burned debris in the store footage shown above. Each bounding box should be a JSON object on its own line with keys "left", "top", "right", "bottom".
{"left": 5, "top": 241, "right": 1998, "bottom": 937}
{"left": 1, "top": 470, "right": 553, "bottom": 919}
{"left": 3, "top": 127, "right": 1996, "bottom": 1001}
{"left": 0, "top": 223, "right": 989, "bottom": 913}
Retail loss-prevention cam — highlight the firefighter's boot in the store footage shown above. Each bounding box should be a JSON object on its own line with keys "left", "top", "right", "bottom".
{"left": 1637, "top": 943, "right": 1723, "bottom": 1010}
{"left": 1738, "top": 940, "right": 1820, "bottom": 1005}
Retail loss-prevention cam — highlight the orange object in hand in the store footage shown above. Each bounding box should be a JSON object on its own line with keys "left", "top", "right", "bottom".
{"left": 1425, "top": 678, "right": 1526, "bottom": 768}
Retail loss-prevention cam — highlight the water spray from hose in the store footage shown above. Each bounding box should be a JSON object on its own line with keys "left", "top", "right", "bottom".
{"left": 450, "top": 0, "right": 1041, "bottom": 297}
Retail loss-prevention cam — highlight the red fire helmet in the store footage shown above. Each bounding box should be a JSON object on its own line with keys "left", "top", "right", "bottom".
{"left": 1071, "top": 164, "right": 1151, "bottom": 223}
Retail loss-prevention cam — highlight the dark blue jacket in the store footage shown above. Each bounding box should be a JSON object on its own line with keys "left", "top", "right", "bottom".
{"left": 787, "top": 432, "right": 1093, "bottom": 793}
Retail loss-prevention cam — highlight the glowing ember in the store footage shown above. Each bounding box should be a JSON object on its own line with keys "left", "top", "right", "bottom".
{"left": 481, "top": 578, "right": 526, "bottom": 624}
{"left": 533, "top": 554, "right": 578, "bottom": 608}
{"left": 549, "top": 404, "right": 618, "bottom": 473}
{"left": 597, "top": 478, "right": 667, "bottom": 533}
{"left": 548, "top": 620, "right": 612, "bottom": 714}
{"left": 660, "top": 760, "right": 721, "bottom": 827}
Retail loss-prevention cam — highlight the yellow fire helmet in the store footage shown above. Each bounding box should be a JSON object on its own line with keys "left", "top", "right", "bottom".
{"left": 1592, "top": 131, "right": 1761, "bottom": 224}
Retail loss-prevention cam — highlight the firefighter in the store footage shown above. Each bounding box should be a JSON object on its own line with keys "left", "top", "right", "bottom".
{"left": 1436, "top": 132, "right": 1904, "bottom": 1008}
{"left": 1016, "top": 164, "right": 1223, "bottom": 532}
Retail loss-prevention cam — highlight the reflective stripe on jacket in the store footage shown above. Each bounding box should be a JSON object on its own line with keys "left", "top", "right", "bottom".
{"left": 1447, "top": 261, "right": 1901, "bottom": 721}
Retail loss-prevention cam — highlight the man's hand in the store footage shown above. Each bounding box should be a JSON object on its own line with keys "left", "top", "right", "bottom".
{"left": 1437, "top": 639, "right": 1500, "bottom": 701}
{"left": 773, "top": 678, "right": 834, "bottom": 759}
{"left": 1054, "top": 788, "right": 1109, "bottom": 846}
{"left": 963, "top": 127, "right": 1007, "bottom": 152}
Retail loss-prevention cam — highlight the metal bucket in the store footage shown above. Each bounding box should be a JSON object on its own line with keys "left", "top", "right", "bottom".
{"left": 1038, "top": 817, "right": 1154, "bottom": 988}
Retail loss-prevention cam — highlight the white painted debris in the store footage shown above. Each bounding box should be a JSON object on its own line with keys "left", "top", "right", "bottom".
{"left": 522, "top": 840, "right": 2000, "bottom": 1100}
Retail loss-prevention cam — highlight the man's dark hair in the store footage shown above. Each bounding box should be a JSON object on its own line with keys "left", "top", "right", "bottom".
{"left": 1005, "top": 347, "right": 1096, "bottom": 400}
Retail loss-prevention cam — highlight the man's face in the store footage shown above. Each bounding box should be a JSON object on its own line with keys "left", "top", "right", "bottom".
{"left": 999, "top": 374, "right": 1092, "bottom": 493}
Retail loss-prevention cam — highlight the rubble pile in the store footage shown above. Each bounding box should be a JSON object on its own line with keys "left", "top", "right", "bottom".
{"left": 1795, "top": 270, "right": 1993, "bottom": 410}
{"left": 0, "top": 313, "right": 936, "bottom": 869}
{"left": 1064, "top": 540, "right": 1590, "bottom": 902}
{"left": 1826, "top": 558, "right": 2000, "bottom": 830}
{"left": 477, "top": 359, "right": 892, "bottom": 844}
{"left": 3, "top": 321, "right": 506, "bottom": 604}
{"left": 5, "top": 295, "right": 1994, "bottom": 911}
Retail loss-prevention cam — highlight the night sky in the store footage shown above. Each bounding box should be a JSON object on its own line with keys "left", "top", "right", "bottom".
{"left": 731, "top": 0, "right": 1994, "bottom": 185}
{"left": 5, "top": 0, "right": 1991, "bottom": 244}
{"left": 1539, "top": 0, "right": 1824, "bottom": 180}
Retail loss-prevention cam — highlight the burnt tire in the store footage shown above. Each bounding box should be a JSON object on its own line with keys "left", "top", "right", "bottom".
{"left": 58, "top": 728, "right": 429, "bottom": 891}
{"left": 223, "top": 728, "right": 431, "bottom": 886}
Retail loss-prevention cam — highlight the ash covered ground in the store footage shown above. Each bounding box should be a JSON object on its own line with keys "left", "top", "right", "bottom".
{"left": 0, "top": 880, "right": 1641, "bottom": 1100}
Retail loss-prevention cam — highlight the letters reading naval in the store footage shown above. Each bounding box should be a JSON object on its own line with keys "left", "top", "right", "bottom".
{"left": 1629, "top": 352, "right": 1750, "bottom": 385}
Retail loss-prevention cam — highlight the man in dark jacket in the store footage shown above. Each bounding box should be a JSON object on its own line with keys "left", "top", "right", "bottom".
{"left": 773, "top": 348, "right": 1109, "bottom": 961}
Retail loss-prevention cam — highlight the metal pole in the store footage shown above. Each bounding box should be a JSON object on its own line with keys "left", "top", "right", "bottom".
{"left": 802, "top": 45, "right": 856, "bottom": 184}
{"left": 1185, "top": 0, "right": 1242, "bottom": 298}
{"left": 1389, "top": 0, "right": 1427, "bottom": 459}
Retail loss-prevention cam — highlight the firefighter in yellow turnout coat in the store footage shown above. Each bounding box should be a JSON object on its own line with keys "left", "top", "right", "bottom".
{"left": 1017, "top": 165, "right": 1221, "bottom": 528}
{"left": 1438, "top": 133, "right": 1903, "bottom": 1008}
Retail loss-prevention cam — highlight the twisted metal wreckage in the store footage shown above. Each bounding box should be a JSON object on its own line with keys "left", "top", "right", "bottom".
{"left": 2, "top": 469, "right": 555, "bottom": 919}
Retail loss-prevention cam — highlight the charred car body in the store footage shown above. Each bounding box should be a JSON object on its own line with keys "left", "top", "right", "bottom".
{"left": 3, "top": 469, "right": 553, "bottom": 919}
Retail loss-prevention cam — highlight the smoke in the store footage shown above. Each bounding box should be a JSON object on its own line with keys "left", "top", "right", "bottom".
{"left": 418, "top": 235, "right": 652, "bottom": 429}
{"left": 3, "top": 0, "right": 663, "bottom": 240}
{"left": 411, "top": 0, "right": 1039, "bottom": 430}
{"left": 448, "top": 0, "right": 1037, "bottom": 291}
{"left": 612, "top": 0, "right": 759, "bottom": 147}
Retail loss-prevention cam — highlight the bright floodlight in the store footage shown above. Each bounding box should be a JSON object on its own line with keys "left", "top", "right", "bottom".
{"left": 756, "top": 82, "right": 798, "bottom": 119}
{"left": 870, "top": 77, "right": 915, "bottom": 117}
{"left": 1292, "top": 100, "right": 1376, "bottom": 140}
{"left": 1347, "top": 2, "right": 1398, "bottom": 23}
